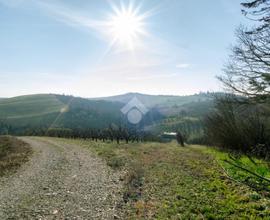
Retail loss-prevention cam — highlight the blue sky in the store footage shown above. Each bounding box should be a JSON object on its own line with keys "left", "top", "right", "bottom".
{"left": 0, "top": 0, "right": 248, "bottom": 97}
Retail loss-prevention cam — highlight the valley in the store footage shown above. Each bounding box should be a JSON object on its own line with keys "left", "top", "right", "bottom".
{"left": 0, "top": 93, "right": 214, "bottom": 143}
{"left": 1, "top": 0, "right": 270, "bottom": 218}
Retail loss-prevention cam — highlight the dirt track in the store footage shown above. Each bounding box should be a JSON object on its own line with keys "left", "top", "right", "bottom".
{"left": 0, "top": 137, "right": 123, "bottom": 219}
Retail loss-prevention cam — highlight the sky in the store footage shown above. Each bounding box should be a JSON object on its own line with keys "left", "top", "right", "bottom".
{"left": 0, "top": 0, "right": 249, "bottom": 98}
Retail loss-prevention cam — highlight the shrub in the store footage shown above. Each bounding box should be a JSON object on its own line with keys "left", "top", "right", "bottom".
{"left": 205, "top": 96, "right": 270, "bottom": 158}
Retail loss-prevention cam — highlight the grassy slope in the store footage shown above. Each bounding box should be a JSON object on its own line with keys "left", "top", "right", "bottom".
{"left": 53, "top": 138, "right": 270, "bottom": 219}
{"left": 203, "top": 147, "right": 270, "bottom": 192}
{"left": 0, "top": 94, "right": 65, "bottom": 119}
{"left": 0, "top": 93, "right": 213, "bottom": 123}
{"left": 0, "top": 136, "right": 32, "bottom": 176}
{"left": 0, "top": 94, "right": 123, "bottom": 130}
{"left": 0, "top": 93, "right": 213, "bottom": 135}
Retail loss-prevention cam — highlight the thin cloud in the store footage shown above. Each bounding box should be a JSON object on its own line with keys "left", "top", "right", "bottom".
{"left": 36, "top": 1, "right": 104, "bottom": 30}
{"left": 176, "top": 63, "right": 190, "bottom": 68}
{"left": 127, "top": 73, "right": 177, "bottom": 81}
{"left": 34, "top": 1, "right": 155, "bottom": 53}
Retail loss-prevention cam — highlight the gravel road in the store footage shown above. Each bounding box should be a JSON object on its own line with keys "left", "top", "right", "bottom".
{"left": 0, "top": 137, "right": 123, "bottom": 220}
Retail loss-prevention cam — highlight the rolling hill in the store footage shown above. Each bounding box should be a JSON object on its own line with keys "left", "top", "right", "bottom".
{"left": 95, "top": 92, "right": 215, "bottom": 142}
{"left": 94, "top": 92, "right": 214, "bottom": 116}
{"left": 0, "top": 94, "right": 65, "bottom": 119}
{"left": 0, "top": 92, "right": 215, "bottom": 135}
{"left": 0, "top": 94, "right": 124, "bottom": 134}
{"left": 94, "top": 92, "right": 212, "bottom": 107}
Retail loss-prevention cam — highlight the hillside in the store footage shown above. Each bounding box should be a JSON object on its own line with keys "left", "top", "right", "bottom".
{"left": 94, "top": 92, "right": 212, "bottom": 108}
{"left": 0, "top": 94, "right": 124, "bottom": 134}
{"left": 94, "top": 92, "right": 215, "bottom": 117}
{"left": 0, "top": 93, "right": 214, "bottom": 135}
{"left": 0, "top": 94, "right": 65, "bottom": 119}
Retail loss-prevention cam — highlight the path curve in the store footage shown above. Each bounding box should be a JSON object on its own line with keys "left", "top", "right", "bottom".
{"left": 0, "top": 137, "right": 123, "bottom": 219}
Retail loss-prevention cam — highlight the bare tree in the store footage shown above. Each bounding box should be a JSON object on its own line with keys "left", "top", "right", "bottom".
{"left": 205, "top": 95, "right": 270, "bottom": 158}
{"left": 241, "top": 0, "right": 270, "bottom": 32}
{"left": 218, "top": 0, "right": 270, "bottom": 102}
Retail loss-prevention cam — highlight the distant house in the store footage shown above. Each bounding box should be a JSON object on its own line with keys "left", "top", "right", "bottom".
{"left": 161, "top": 132, "right": 177, "bottom": 142}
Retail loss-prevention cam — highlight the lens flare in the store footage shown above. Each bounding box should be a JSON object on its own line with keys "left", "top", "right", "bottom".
{"left": 105, "top": 2, "right": 149, "bottom": 51}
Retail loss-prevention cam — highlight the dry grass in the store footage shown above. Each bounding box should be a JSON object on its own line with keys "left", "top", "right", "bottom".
{"left": 51, "top": 138, "right": 270, "bottom": 219}
{"left": 0, "top": 136, "right": 32, "bottom": 176}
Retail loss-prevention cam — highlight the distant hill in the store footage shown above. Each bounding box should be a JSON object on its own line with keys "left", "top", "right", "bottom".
{"left": 95, "top": 92, "right": 216, "bottom": 142}
{"left": 94, "top": 92, "right": 214, "bottom": 116}
{"left": 0, "top": 94, "right": 65, "bottom": 119}
{"left": 0, "top": 92, "right": 216, "bottom": 135}
{"left": 0, "top": 94, "right": 124, "bottom": 134}
{"left": 93, "top": 92, "right": 211, "bottom": 107}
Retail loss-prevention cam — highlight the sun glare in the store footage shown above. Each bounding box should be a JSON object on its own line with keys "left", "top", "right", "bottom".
{"left": 106, "top": 3, "right": 148, "bottom": 50}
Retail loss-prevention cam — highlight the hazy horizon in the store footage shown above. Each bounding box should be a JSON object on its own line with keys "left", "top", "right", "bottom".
{"left": 0, "top": 0, "right": 250, "bottom": 97}
{"left": 0, "top": 90, "right": 221, "bottom": 99}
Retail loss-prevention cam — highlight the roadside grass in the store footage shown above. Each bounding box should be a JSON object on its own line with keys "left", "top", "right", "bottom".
{"left": 0, "top": 136, "right": 32, "bottom": 176}
{"left": 55, "top": 138, "right": 270, "bottom": 219}
{"left": 202, "top": 147, "right": 270, "bottom": 193}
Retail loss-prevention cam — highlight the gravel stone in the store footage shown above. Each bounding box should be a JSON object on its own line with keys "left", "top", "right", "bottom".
{"left": 0, "top": 137, "right": 124, "bottom": 219}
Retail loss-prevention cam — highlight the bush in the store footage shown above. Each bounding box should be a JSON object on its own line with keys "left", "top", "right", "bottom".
{"left": 0, "top": 136, "right": 32, "bottom": 176}
{"left": 205, "top": 96, "right": 270, "bottom": 158}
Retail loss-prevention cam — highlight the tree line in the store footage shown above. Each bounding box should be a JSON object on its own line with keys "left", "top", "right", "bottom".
{"left": 0, "top": 121, "right": 160, "bottom": 144}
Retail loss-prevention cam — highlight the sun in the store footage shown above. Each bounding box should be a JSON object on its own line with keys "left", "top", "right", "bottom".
{"left": 105, "top": 3, "right": 148, "bottom": 51}
{"left": 110, "top": 10, "right": 143, "bottom": 47}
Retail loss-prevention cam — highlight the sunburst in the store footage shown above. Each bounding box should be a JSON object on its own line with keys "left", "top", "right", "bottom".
{"left": 104, "top": 2, "right": 149, "bottom": 51}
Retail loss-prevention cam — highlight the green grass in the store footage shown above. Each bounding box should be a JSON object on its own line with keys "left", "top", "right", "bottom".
{"left": 0, "top": 94, "right": 123, "bottom": 131}
{"left": 0, "top": 94, "right": 65, "bottom": 119}
{"left": 202, "top": 147, "right": 270, "bottom": 192}
{"left": 0, "top": 136, "right": 32, "bottom": 176}
{"left": 52, "top": 138, "right": 270, "bottom": 219}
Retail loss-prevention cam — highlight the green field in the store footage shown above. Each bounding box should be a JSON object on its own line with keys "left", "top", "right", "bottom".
{"left": 53, "top": 138, "right": 270, "bottom": 219}
{"left": 0, "top": 94, "right": 65, "bottom": 119}
{"left": 0, "top": 94, "right": 123, "bottom": 132}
